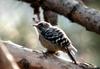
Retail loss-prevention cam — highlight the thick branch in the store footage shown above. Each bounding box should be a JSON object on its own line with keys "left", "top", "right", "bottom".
{"left": 18, "top": 0, "right": 100, "bottom": 34}
{"left": 41, "top": 0, "right": 100, "bottom": 34}
{"left": 1, "top": 40, "right": 99, "bottom": 69}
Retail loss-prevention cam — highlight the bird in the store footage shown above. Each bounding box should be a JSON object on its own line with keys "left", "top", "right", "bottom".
{"left": 33, "top": 21, "right": 77, "bottom": 64}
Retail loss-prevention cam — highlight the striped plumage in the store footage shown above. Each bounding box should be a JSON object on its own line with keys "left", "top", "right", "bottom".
{"left": 33, "top": 21, "right": 77, "bottom": 64}
{"left": 41, "top": 27, "right": 70, "bottom": 48}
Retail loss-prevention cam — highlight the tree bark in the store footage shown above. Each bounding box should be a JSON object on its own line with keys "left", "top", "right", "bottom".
{"left": 0, "top": 40, "right": 99, "bottom": 69}
{"left": 41, "top": 0, "right": 100, "bottom": 34}
{"left": 18, "top": 0, "right": 100, "bottom": 34}
{"left": 0, "top": 42, "right": 20, "bottom": 69}
{"left": 43, "top": 10, "right": 58, "bottom": 25}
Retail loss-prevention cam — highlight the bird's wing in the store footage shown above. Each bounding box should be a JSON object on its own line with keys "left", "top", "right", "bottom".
{"left": 42, "top": 28, "right": 64, "bottom": 45}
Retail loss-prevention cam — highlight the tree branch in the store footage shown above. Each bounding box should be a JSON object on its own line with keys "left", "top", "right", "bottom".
{"left": 1, "top": 40, "right": 99, "bottom": 69}
{"left": 0, "top": 42, "right": 20, "bottom": 69}
{"left": 41, "top": 0, "right": 100, "bottom": 34}
{"left": 43, "top": 9, "right": 58, "bottom": 25}
{"left": 18, "top": 0, "right": 100, "bottom": 34}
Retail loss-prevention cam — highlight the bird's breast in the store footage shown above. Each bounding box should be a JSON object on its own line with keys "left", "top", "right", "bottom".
{"left": 39, "top": 34, "right": 59, "bottom": 52}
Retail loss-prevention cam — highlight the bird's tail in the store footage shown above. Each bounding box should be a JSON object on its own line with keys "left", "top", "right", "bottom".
{"left": 65, "top": 44, "right": 77, "bottom": 64}
{"left": 68, "top": 44, "right": 77, "bottom": 55}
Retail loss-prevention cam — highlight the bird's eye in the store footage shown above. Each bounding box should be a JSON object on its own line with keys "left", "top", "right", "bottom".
{"left": 39, "top": 23, "right": 44, "bottom": 26}
{"left": 45, "top": 23, "right": 49, "bottom": 27}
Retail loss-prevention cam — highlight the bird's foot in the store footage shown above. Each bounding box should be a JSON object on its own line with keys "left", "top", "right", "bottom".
{"left": 42, "top": 50, "right": 55, "bottom": 58}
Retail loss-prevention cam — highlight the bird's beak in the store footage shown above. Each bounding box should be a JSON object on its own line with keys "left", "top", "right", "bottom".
{"left": 33, "top": 24, "right": 38, "bottom": 27}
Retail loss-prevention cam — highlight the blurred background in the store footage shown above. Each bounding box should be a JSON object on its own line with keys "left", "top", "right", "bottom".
{"left": 0, "top": 0, "right": 100, "bottom": 66}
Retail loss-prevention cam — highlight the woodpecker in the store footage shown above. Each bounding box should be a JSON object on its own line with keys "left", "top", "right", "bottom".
{"left": 33, "top": 21, "right": 77, "bottom": 64}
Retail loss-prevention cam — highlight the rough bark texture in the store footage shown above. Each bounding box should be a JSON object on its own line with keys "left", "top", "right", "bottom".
{"left": 0, "top": 41, "right": 99, "bottom": 69}
{"left": 41, "top": 0, "right": 100, "bottom": 34}
{"left": 18, "top": 0, "right": 100, "bottom": 34}
{"left": 43, "top": 10, "right": 58, "bottom": 25}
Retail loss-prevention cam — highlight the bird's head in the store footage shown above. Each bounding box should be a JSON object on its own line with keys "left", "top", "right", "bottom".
{"left": 33, "top": 21, "right": 51, "bottom": 32}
